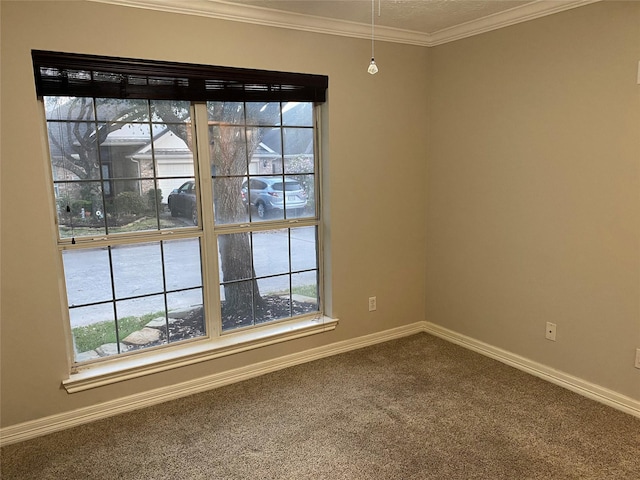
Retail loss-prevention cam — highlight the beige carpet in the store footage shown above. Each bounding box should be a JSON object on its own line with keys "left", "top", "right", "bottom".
{"left": 1, "top": 333, "right": 639, "bottom": 479}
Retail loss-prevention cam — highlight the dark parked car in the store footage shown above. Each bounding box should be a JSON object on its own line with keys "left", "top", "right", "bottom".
{"left": 241, "top": 177, "right": 307, "bottom": 219}
{"left": 167, "top": 181, "right": 197, "bottom": 225}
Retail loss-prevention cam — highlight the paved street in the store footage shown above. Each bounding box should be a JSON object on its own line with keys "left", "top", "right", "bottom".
{"left": 64, "top": 226, "right": 317, "bottom": 326}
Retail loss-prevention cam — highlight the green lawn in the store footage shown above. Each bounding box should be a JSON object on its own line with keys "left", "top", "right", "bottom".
{"left": 292, "top": 284, "right": 317, "bottom": 298}
{"left": 73, "top": 312, "right": 161, "bottom": 353}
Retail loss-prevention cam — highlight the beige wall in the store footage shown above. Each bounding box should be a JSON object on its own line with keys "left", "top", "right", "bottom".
{"left": 1, "top": 0, "right": 638, "bottom": 431}
{"left": 0, "top": 0, "right": 428, "bottom": 427}
{"left": 426, "top": 1, "right": 640, "bottom": 400}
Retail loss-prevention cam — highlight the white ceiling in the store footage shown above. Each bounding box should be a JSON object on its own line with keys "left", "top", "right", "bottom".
{"left": 94, "top": 0, "right": 601, "bottom": 46}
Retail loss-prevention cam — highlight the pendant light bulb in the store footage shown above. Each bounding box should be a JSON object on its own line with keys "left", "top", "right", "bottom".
{"left": 368, "top": 58, "right": 378, "bottom": 75}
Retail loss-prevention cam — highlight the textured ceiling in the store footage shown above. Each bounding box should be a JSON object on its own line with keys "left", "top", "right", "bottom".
{"left": 93, "top": 0, "right": 601, "bottom": 45}
{"left": 229, "top": 0, "right": 537, "bottom": 34}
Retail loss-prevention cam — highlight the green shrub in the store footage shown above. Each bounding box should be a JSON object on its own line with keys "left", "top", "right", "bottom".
{"left": 113, "top": 191, "right": 146, "bottom": 215}
{"left": 146, "top": 188, "right": 162, "bottom": 211}
{"left": 70, "top": 199, "right": 93, "bottom": 216}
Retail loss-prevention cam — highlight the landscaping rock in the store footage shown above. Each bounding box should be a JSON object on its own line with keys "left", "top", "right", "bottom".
{"left": 122, "top": 327, "right": 162, "bottom": 346}
{"left": 95, "top": 343, "right": 129, "bottom": 357}
{"left": 290, "top": 294, "right": 318, "bottom": 305}
{"left": 75, "top": 350, "right": 100, "bottom": 362}
{"left": 145, "top": 316, "right": 178, "bottom": 329}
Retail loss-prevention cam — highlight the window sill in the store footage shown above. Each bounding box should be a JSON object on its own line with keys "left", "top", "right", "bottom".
{"left": 63, "top": 316, "right": 338, "bottom": 393}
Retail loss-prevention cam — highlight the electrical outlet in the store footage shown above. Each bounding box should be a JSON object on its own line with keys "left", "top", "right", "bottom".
{"left": 368, "top": 296, "right": 377, "bottom": 312}
{"left": 635, "top": 348, "right": 640, "bottom": 369}
{"left": 545, "top": 322, "right": 556, "bottom": 341}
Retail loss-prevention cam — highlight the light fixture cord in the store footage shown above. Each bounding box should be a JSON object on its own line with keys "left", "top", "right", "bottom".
{"left": 371, "top": 0, "right": 375, "bottom": 59}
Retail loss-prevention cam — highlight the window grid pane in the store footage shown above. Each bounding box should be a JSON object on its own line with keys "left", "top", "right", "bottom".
{"left": 218, "top": 226, "right": 319, "bottom": 333}
{"left": 210, "top": 102, "right": 315, "bottom": 225}
{"left": 44, "top": 92, "right": 321, "bottom": 364}
{"left": 64, "top": 239, "right": 206, "bottom": 361}
{"left": 44, "top": 97, "right": 196, "bottom": 239}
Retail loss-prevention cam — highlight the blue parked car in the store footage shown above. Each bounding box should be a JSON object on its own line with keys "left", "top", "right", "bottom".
{"left": 241, "top": 177, "right": 307, "bottom": 219}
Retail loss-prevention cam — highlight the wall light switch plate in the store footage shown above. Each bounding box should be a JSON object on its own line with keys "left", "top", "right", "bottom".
{"left": 635, "top": 348, "right": 640, "bottom": 369}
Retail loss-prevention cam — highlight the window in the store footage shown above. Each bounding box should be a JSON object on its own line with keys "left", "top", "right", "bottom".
{"left": 208, "top": 100, "right": 320, "bottom": 333}
{"left": 33, "top": 51, "right": 330, "bottom": 379}
{"left": 46, "top": 96, "right": 205, "bottom": 361}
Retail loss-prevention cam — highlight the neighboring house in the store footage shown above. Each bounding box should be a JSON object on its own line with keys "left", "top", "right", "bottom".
{"left": 49, "top": 101, "right": 314, "bottom": 213}
{"left": 130, "top": 128, "right": 194, "bottom": 202}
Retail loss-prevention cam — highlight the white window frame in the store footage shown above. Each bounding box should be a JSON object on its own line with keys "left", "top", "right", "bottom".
{"left": 56, "top": 101, "right": 336, "bottom": 393}
{"left": 32, "top": 52, "right": 336, "bottom": 392}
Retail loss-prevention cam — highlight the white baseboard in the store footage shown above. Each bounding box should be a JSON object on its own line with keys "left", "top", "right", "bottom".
{"left": 423, "top": 322, "right": 640, "bottom": 419}
{"left": 2, "top": 320, "right": 638, "bottom": 446}
{"left": 0, "top": 322, "right": 424, "bottom": 447}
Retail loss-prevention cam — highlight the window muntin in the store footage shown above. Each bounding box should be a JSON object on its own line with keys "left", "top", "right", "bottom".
{"left": 44, "top": 96, "right": 321, "bottom": 364}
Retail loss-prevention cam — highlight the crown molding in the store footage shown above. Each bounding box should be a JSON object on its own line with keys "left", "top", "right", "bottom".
{"left": 427, "top": 0, "right": 601, "bottom": 46}
{"left": 89, "top": 0, "right": 601, "bottom": 47}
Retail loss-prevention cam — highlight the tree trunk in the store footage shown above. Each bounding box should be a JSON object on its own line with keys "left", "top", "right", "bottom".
{"left": 218, "top": 233, "right": 265, "bottom": 319}
{"left": 215, "top": 174, "right": 265, "bottom": 317}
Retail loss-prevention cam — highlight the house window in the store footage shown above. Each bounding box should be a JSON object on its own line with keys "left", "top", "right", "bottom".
{"left": 34, "top": 51, "right": 329, "bottom": 372}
